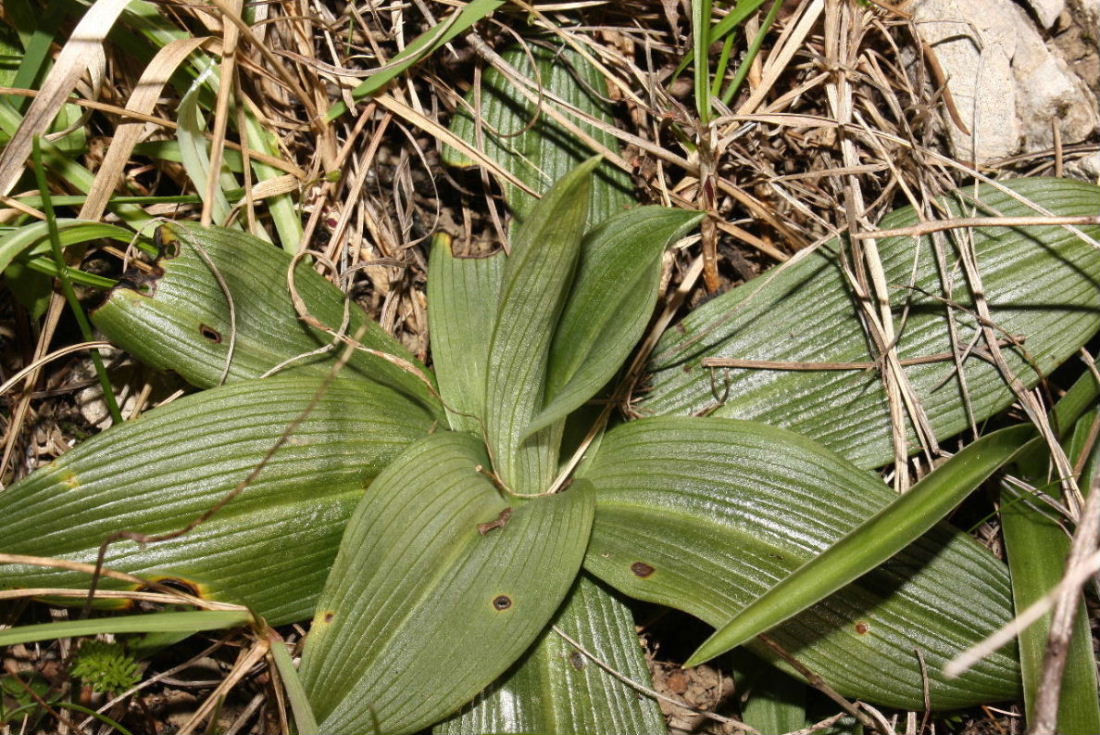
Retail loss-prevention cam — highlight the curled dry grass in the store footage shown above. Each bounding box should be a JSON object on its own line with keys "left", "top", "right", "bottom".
{"left": 0, "top": 1, "right": 1097, "bottom": 733}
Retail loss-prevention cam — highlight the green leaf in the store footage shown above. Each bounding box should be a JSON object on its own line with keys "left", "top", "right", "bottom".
{"left": 731, "top": 650, "right": 807, "bottom": 735}
{"left": 445, "top": 45, "right": 634, "bottom": 227}
{"left": 640, "top": 178, "right": 1100, "bottom": 469}
{"left": 270, "top": 637, "right": 320, "bottom": 735}
{"left": 436, "top": 575, "right": 666, "bottom": 735}
{"left": 692, "top": 0, "right": 713, "bottom": 123}
{"left": 92, "top": 222, "right": 442, "bottom": 417}
{"left": 525, "top": 207, "right": 704, "bottom": 438}
{"left": 672, "top": 0, "right": 770, "bottom": 78}
{"left": 0, "top": 374, "right": 436, "bottom": 624}
{"left": 300, "top": 432, "right": 594, "bottom": 734}
{"left": 3, "top": 260, "right": 53, "bottom": 319}
{"left": 176, "top": 74, "right": 235, "bottom": 226}
{"left": 0, "top": 611, "right": 250, "bottom": 647}
{"left": 484, "top": 156, "right": 597, "bottom": 493}
{"left": 1002, "top": 369, "right": 1100, "bottom": 735}
{"left": 427, "top": 232, "right": 505, "bottom": 434}
{"left": 337, "top": 0, "right": 505, "bottom": 111}
{"left": 580, "top": 417, "right": 1019, "bottom": 709}
{"left": 687, "top": 423, "right": 1037, "bottom": 666}
{"left": 0, "top": 219, "right": 133, "bottom": 273}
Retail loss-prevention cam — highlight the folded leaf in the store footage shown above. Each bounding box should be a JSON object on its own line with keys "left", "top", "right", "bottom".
{"left": 0, "top": 374, "right": 436, "bottom": 624}
{"left": 525, "top": 207, "right": 704, "bottom": 438}
{"left": 485, "top": 157, "right": 596, "bottom": 493}
{"left": 445, "top": 45, "right": 634, "bottom": 227}
{"left": 437, "top": 575, "right": 666, "bottom": 735}
{"left": 640, "top": 178, "right": 1100, "bottom": 469}
{"left": 427, "top": 233, "right": 505, "bottom": 434}
{"left": 300, "top": 432, "right": 595, "bottom": 734}
{"left": 580, "top": 417, "right": 1019, "bottom": 709}
{"left": 93, "top": 221, "right": 442, "bottom": 415}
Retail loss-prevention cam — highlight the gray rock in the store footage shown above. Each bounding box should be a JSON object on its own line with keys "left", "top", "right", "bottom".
{"left": 914, "top": 0, "right": 1098, "bottom": 164}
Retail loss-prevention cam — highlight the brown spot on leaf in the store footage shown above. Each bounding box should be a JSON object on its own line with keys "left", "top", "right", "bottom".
{"left": 492, "top": 595, "right": 512, "bottom": 611}
{"left": 569, "top": 652, "right": 585, "bottom": 670}
{"left": 199, "top": 324, "right": 223, "bottom": 343}
{"left": 323, "top": 611, "right": 335, "bottom": 623}
{"left": 631, "top": 562, "right": 655, "bottom": 578}
{"left": 478, "top": 507, "right": 513, "bottom": 535}
{"left": 855, "top": 621, "right": 870, "bottom": 635}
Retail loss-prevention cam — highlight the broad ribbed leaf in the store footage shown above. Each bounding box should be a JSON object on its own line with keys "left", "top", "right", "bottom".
{"left": 640, "top": 178, "right": 1100, "bottom": 469}
{"left": 437, "top": 575, "right": 666, "bottom": 735}
{"left": 92, "top": 222, "right": 441, "bottom": 415}
{"left": 0, "top": 374, "right": 435, "bottom": 624}
{"left": 300, "top": 432, "right": 595, "bottom": 734}
{"left": 427, "top": 233, "right": 505, "bottom": 434}
{"left": 688, "top": 423, "right": 1036, "bottom": 666}
{"left": 485, "top": 157, "right": 596, "bottom": 493}
{"left": 524, "top": 207, "right": 704, "bottom": 438}
{"left": 580, "top": 417, "right": 1019, "bottom": 709}
{"left": 444, "top": 45, "right": 634, "bottom": 227}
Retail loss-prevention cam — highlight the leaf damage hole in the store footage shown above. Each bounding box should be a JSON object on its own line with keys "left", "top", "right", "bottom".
{"left": 855, "top": 621, "right": 870, "bottom": 635}
{"left": 154, "top": 227, "right": 182, "bottom": 259}
{"left": 139, "top": 577, "right": 201, "bottom": 597}
{"left": 631, "top": 562, "right": 655, "bottom": 578}
{"left": 199, "top": 324, "right": 223, "bottom": 343}
{"left": 492, "top": 595, "right": 512, "bottom": 611}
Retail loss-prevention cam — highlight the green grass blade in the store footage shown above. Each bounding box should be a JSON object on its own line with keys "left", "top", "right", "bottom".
{"left": 1003, "top": 479, "right": 1100, "bottom": 735}
{"left": 692, "top": 0, "right": 713, "bottom": 124}
{"left": 176, "top": 73, "right": 235, "bottom": 226}
{"left": 4, "top": 0, "right": 65, "bottom": 112}
{"left": 1002, "top": 369, "right": 1100, "bottom": 734}
{"left": 0, "top": 219, "right": 133, "bottom": 273}
{"left": 52, "top": 702, "right": 134, "bottom": 735}
{"left": 331, "top": 0, "right": 504, "bottom": 117}
{"left": 719, "top": 0, "right": 783, "bottom": 105}
{"left": 18, "top": 256, "right": 117, "bottom": 288}
{"left": 32, "top": 137, "right": 123, "bottom": 425}
{"left": 673, "top": 0, "right": 770, "bottom": 78}
{"left": 687, "top": 423, "right": 1037, "bottom": 666}
{"left": 242, "top": 105, "right": 302, "bottom": 251}
{"left": 0, "top": 611, "right": 250, "bottom": 646}
{"left": 270, "top": 636, "right": 319, "bottom": 735}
